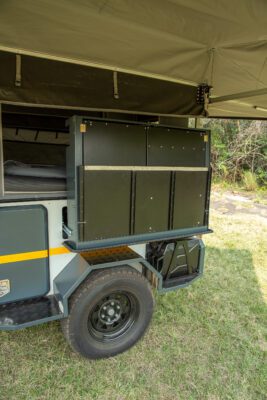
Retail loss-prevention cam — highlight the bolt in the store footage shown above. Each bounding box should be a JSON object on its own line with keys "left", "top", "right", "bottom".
{"left": 101, "top": 314, "right": 105, "bottom": 318}
{"left": 111, "top": 302, "right": 114, "bottom": 306}
{"left": 115, "top": 314, "right": 119, "bottom": 318}
{"left": 103, "top": 306, "right": 107, "bottom": 310}
{"left": 117, "top": 305, "right": 120, "bottom": 309}
{"left": 108, "top": 317, "right": 111, "bottom": 322}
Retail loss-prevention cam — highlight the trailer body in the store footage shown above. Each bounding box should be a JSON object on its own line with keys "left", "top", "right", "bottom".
{"left": 0, "top": 111, "right": 211, "bottom": 357}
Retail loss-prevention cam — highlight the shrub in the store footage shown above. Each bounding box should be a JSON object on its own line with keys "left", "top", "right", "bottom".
{"left": 242, "top": 171, "right": 258, "bottom": 191}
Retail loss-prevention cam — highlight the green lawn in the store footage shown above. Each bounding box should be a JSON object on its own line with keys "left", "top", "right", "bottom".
{"left": 1, "top": 211, "right": 266, "bottom": 400}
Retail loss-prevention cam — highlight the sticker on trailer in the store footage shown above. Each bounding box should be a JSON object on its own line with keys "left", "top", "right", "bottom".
{"left": 0, "top": 279, "right": 10, "bottom": 297}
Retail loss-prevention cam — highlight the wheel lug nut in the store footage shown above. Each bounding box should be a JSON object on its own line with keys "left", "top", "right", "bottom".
{"left": 117, "top": 305, "right": 120, "bottom": 309}
{"left": 111, "top": 302, "right": 114, "bottom": 306}
{"left": 103, "top": 306, "right": 107, "bottom": 310}
{"left": 101, "top": 314, "right": 105, "bottom": 318}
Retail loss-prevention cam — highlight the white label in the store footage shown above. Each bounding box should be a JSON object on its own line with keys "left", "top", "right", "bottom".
{"left": 0, "top": 279, "right": 10, "bottom": 298}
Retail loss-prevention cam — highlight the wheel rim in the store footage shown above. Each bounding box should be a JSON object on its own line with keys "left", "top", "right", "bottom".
{"left": 88, "top": 291, "right": 139, "bottom": 342}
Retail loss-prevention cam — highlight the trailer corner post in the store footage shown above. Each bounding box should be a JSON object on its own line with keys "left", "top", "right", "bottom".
{"left": 0, "top": 103, "right": 4, "bottom": 197}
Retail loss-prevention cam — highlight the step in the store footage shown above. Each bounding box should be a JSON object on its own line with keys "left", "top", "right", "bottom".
{"left": 163, "top": 272, "right": 199, "bottom": 289}
{"left": 0, "top": 295, "right": 63, "bottom": 330}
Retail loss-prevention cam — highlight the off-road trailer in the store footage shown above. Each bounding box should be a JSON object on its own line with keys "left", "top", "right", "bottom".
{"left": 0, "top": 0, "right": 265, "bottom": 361}
{"left": 0, "top": 105, "right": 211, "bottom": 358}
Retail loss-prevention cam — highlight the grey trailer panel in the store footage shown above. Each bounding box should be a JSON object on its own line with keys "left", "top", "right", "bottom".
{"left": 0, "top": 205, "right": 49, "bottom": 304}
{"left": 134, "top": 171, "right": 171, "bottom": 234}
{"left": 82, "top": 170, "right": 132, "bottom": 240}
{"left": 173, "top": 171, "right": 208, "bottom": 229}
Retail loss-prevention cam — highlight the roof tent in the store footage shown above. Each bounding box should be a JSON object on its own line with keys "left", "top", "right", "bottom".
{"left": 0, "top": 0, "right": 266, "bottom": 118}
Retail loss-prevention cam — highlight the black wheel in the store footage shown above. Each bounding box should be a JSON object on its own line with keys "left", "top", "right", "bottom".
{"left": 61, "top": 266, "right": 154, "bottom": 359}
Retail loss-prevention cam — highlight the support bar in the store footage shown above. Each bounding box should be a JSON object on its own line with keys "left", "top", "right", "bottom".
{"left": 210, "top": 88, "right": 267, "bottom": 104}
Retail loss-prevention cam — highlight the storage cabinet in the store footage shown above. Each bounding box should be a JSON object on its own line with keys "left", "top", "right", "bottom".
{"left": 67, "top": 117, "right": 211, "bottom": 248}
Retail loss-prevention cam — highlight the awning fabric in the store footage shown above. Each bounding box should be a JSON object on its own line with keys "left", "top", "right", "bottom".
{"left": 0, "top": 0, "right": 266, "bottom": 118}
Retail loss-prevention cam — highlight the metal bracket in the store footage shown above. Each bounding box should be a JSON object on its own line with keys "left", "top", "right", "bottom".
{"left": 196, "top": 84, "right": 210, "bottom": 116}
{"left": 63, "top": 224, "right": 72, "bottom": 237}
{"left": 196, "top": 84, "right": 210, "bottom": 104}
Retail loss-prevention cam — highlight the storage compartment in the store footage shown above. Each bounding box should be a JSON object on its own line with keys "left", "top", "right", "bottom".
{"left": 2, "top": 127, "right": 68, "bottom": 198}
{"left": 134, "top": 171, "right": 171, "bottom": 234}
{"left": 147, "top": 128, "right": 207, "bottom": 166}
{"left": 66, "top": 117, "right": 211, "bottom": 249}
{"left": 81, "top": 169, "right": 132, "bottom": 240}
{"left": 173, "top": 171, "right": 208, "bottom": 229}
{"left": 83, "top": 121, "right": 146, "bottom": 166}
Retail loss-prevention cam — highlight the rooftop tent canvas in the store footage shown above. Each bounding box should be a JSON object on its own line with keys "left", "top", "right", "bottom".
{"left": 0, "top": 0, "right": 266, "bottom": 118}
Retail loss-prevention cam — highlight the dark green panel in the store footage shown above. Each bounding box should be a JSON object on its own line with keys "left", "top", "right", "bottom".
{"left": 0, "top": 205, "right": 49, "bottom": 304}
{"left": 134, "top": 171, "right": 170, "bottom": 234}
{"left": 147, "top": 127, "right": 208, "bottom": 166}
{"left": 83, "top": 170, "right": 131, "bottom": 240}
{"left": 83, "top": 121, "right": 146, "bottom": 165}
{"left": 173, "top": 172, "right": 207, "bottom": 229}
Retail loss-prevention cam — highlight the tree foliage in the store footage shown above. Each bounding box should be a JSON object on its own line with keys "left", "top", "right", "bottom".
{"left": 202, "top": 119, "right": 267, "bottom": 187}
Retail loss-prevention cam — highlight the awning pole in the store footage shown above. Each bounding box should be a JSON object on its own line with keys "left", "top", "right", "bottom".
{"left": 210, "top": 88, "right": 267, "bottom": 104}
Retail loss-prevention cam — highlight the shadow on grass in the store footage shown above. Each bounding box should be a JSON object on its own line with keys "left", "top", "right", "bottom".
{"left": 0, "top": 246, "right": 266, "bottom": 399}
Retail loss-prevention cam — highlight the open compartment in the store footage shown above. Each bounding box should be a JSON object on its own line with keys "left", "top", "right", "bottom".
{"left": 0, "top": 110, "right": 69, "bottom": 200}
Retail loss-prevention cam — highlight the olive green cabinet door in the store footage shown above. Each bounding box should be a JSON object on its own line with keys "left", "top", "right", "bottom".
{"left": 134, "top": 171, "right": 171, "bottom": 234}
{"left": 82, "top": 170, "right": 132, "bottom": 240}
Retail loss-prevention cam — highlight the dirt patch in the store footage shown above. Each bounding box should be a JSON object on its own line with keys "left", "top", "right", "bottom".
{"left": 210, "top": 190, "right": 267, "bottom": 219}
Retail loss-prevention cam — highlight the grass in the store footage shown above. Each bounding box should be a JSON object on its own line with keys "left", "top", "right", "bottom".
{"left": 0, "top": 211, "right": 266, "bottom": 400}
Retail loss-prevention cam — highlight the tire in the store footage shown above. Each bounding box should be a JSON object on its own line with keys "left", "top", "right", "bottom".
{"left": 61, "top": 266, "right": 154, "bottom": 359}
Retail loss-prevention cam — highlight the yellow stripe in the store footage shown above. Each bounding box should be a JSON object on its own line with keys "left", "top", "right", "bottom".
{"left": 0, "top": 247, "right": 70, "bottom": 264}
{"left": 0, "top": 250, "right": 48, "bottom": 264}
{"left": 49, "top": 247, "right": 71, "bottom": 256}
